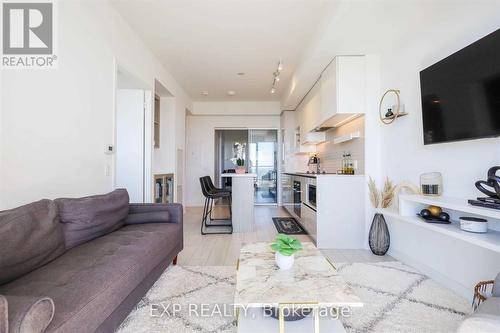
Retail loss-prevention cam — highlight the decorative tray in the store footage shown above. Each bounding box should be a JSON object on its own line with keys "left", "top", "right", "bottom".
{"left": 416, "top": 213, "right": 451, "bottom": 224}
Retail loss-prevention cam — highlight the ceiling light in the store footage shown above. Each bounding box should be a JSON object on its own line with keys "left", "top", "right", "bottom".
{"left": 200, "top": 91, "right": 209, "bottom": 96}
{"left": 270, "top": 60, "right": 283, "bottom": 94}
{"left": 237, "top": 72, "right": 245, "bottom": 76}
{"left": 227, "top": 90, "right": 236, "bottom": 96}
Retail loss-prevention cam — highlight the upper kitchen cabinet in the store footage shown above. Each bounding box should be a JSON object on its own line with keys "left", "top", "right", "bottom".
{"left": 281, "top": 110, "right": 315, "bottom": 156}
{"left": 316, "top": 55, "right": 365, "bottom": 129}
{"left": 298, "top": 79, "right": 325, "bottom": 145}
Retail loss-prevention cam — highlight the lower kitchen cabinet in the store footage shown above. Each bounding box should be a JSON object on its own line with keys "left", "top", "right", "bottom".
{"left": 316, "top": 175, "right": 365, "bottom": 249}
{"left": 301, "top": 202, "right": 317, "bottom": 243}
{"left": 281, "top": 173, "right": 365, "bottom": 249}
{"left": 281, "top": 173, "right": 294, "bottom": 215}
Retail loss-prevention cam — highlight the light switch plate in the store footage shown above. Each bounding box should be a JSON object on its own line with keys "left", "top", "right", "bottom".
{"left": 104, "top": 144, "right": 114, "bottom": 154}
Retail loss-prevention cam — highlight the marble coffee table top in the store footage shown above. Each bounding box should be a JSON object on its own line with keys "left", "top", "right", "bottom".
{"left": 234, "top": 242, "right": 362, "bottom": 308}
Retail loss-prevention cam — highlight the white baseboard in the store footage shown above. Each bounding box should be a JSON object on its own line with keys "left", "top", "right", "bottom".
{"left": 388, "top": 248, "right": 472, "bottom": 300}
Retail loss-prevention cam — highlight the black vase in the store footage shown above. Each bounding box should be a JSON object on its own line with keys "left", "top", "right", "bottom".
{"left": 369, "top": 213, "right": 390, "bottom": 255}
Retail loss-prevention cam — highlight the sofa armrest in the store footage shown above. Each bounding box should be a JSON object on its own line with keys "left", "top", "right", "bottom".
{"left": 493, "top": 272, "right": 500, "bottom": 297}
{"left": 0, "top": 295, "right": 7, "bottom": 333}
{"left": 1, "top": 295, "right": 54, "bottom": 333}
{"left": 126, "top": 203, "right": 183, "bottom": 224}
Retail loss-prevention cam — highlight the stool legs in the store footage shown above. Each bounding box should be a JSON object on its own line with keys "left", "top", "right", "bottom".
{"left": 200, "top": 196, "right": 233, "bottom": 235}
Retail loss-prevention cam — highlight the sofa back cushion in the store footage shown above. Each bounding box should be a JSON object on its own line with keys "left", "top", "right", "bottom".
{"left": 55, "top": 189, "right": 129, "bottom": 249}
{"left": 0, "top": 200, "right": 65, "bottom": 285}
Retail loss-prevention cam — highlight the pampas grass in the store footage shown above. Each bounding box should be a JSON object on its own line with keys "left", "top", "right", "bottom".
{"left": 368, "top": 177, "right": 380, "bottom": 208}
{"left": 368, "top": 177, "right": 396, "bottom": 208}
{"left": 381, "top": 178, "right": 395, "bottom": 208}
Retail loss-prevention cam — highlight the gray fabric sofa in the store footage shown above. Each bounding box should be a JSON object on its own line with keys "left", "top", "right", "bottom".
{"left": 0, "top": 189, "right": 183, "bottom": 333}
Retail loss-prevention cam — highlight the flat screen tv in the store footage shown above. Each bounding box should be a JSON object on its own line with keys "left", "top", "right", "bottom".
{"left": 420, "top": 28, "right": 500, "bottom": 145}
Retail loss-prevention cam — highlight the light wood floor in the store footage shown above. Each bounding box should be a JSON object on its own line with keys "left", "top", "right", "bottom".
{"left": 177, "top": 205, "right": 394, "bottom": 266}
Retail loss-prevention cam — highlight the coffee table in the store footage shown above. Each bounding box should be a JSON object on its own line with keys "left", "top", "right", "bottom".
{"left": 234, "top": 242, "right": 362, "bottom": 333}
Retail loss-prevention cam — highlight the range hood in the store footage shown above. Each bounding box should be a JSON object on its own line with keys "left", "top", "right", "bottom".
{"left": 302, "top": 132, "right": 326, "bottom": 145}
{"left": 310, "top": 126, "right": 334, "bottom": 132}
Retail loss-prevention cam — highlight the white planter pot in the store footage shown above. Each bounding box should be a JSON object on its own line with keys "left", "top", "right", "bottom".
{"left": 275, "top": 252, "right": 294, "bottom": 270}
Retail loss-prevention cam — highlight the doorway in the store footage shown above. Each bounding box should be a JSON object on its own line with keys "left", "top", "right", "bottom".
{"left": 114, "top": 66, "right": 153, "bottom": 203}
{"left": 248, "top": 129, "right": 278, "bottom": 204}
{"left": 214, "top": 129, "right": 278, "bottom": 204}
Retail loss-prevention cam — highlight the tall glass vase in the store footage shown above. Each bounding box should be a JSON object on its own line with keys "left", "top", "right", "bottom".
{"left": 369, "top": 213, "right": 390, "bottom": 255}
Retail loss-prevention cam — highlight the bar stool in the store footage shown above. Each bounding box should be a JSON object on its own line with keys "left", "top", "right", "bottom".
{"left": 199, "top": 176, "right": 232, "bottom": 235}
{"left": 205, "top": 176, "right": 231, "bottom": 221}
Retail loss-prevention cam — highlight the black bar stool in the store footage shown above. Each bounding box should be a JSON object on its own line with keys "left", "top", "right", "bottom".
{"left": 202, "top": 175, "right": 232, "bottom": 223}
{"left": 205, "top": 176, "right": 231, "bottom": 221}
{"left": 199, "top": 176, "right": 232, "bottom": 235}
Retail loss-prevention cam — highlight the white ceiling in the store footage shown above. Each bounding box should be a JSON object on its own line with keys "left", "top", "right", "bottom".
{"left": 111, "top": 0, "right": 331, "bottom": 102}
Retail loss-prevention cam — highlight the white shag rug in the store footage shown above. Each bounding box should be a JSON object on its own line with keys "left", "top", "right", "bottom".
{"left": 117, "top": 262, "right": 471, "bottom": 333}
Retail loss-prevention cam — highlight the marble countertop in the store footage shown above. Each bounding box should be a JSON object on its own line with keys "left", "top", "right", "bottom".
{"left": 234, "top": 242, "right": 362, "bottom": 308}
{"left": 220, "top": 173, "right": 257, "bottom": 177}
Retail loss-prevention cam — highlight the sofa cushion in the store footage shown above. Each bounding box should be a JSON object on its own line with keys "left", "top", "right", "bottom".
{"left": 55, "top": 189, "right": 129, "bottom": 249}
{"left": 474, "top": 297, "right": 500, "bottom": 316}
{"left": 124, "top": 211, "right": 170, "bottom": 225}
{"left": 458, "top": 297, "right": 500, "bottom": 333}
{"left": 492, "top": 272, "right": 500, "bottom": 297}
{"left": 0, "top": 222, "right": 182, "bottom": 333}
{"left": 0, "top": 200, "right": 65, "bottom": 285}
{"left": 4, "top": 295, "right": 55, "bottom": 333}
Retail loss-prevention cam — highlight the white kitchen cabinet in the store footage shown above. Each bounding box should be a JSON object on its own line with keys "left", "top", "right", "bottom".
{"left": 281, "top": 173, "right": 294, "bottom": 215}
{"left": 280, "top": 111, "right": 295, "bottom": 158}
{"left": 318, "top": 56, "right": 365, "bottom": 128}
{"left": 316, "top": 175, "right": 365, "bottom": 249}
{"left": 301, "top": 203, "right": 317, "bottom": 243}
{"left": 293, "top": 56, "right": 365, "bottom": 140}
{"left": 280, "top": 111, "right": 315, "bottom": 157}
{"left": 299, "top": 79, "right": 322, "bottom": 141}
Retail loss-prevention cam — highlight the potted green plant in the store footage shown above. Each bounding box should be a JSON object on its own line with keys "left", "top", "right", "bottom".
{"left": 235, "top": 158, "right": 245, "bottom": 174}
{"left": 271, "top": 234, "right": 303, "bottom": 270}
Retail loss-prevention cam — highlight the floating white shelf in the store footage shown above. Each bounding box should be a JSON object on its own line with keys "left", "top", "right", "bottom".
{"left": 399, "top": 194, "right": 500, "bottom": 220}
{"left": 387, "top": 194, "right": 500, "bottom": 253}
{"left": 381, "top": 208, "right": 500, "bottom": 253}
{"left": 333, "top": 131, "right": 360, "bottom": 144}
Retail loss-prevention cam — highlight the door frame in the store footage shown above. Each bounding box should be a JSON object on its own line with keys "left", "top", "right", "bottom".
{"left": 113, "top": 61, "right": 154, "bottom": 203}
{"left": 213, "top": 127, "right": 281, "bottom": 206}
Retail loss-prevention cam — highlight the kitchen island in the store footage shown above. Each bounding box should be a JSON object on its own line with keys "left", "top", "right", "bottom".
{"left": 282, "top": 172, "right": 365, "bottom": 248}
{"left": 221, "top": 173, "right": 256, "bottom": 232}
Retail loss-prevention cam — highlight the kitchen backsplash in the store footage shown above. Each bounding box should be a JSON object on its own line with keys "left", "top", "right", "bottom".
{"left": 316, "top": 116, "right": 365, "bottom": 174}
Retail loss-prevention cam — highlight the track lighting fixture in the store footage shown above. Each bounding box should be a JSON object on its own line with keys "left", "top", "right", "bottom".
{"left": 270, "top": 60, "right": 283, "bottom": 94}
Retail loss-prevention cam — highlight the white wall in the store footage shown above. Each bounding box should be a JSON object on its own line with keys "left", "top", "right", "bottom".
{"left": 186, "top": 114, "right": 280, "bottom": 206}
{"left": 377, "top": 8, "right": 500, "bottom": 198}
{"left": 0, "top": 0, "right": 191, "bottom": 209}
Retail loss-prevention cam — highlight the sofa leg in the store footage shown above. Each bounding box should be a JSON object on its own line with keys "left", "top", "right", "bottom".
{"left": 173, "top": 255, "right": 178, "bottom": 265}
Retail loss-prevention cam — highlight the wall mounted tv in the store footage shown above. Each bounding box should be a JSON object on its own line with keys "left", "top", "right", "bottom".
{"left": 420, "top": 28, "right": 500, "bottom": 145}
